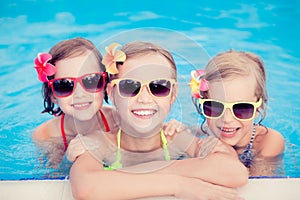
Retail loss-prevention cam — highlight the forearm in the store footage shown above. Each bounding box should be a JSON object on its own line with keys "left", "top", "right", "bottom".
{"left": 70, "top": 154, "right": 180, "bottom": 200}
{"left": 123, "top": 153, "right": 248, "bottom": 188}
{"left": 167, "top": 153, "right": 248, "bottom": 187}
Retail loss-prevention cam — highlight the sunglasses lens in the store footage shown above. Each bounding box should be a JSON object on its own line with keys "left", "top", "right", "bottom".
{"left": 53, "top": 79, "right": 74, "bottom": 97}
{"left": 82, "top": 73, "right": 104, "bottom": 92}
{"left": 149, "top": 79, "right": 171, "bottom": 97}
{"left": 119, "top": 79, "right": 141, "bottom": 97}
{"left": 233, "top": 103, "right": 254, "bottom": 119}
{"left": 203, "top": 101, "right": 224, "bottom": 117}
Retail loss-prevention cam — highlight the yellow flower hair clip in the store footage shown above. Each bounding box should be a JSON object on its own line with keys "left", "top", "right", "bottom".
{"left": 102, "top": 43, "right": 126, "bottom": 75}
{"left": 189, "top": 69, "right": 209, "bottom": 98}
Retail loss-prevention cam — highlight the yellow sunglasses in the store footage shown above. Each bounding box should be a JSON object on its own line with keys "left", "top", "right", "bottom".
{"left": 198, "top": 98, "right": 262, "bottom": 121}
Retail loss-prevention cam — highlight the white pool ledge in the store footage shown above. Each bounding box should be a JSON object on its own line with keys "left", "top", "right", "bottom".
{"left": 0, "top": 178, "right": 299, "bottom": 200}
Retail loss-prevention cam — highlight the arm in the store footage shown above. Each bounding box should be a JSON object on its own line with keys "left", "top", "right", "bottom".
{"left": 70, "top": 152, "right": 240, "bottom": 200}
{"left": 32, "top": 117, "right": 60, "bottom": 142}
{"left": 166, "top": 129, "right": 248, "bottom": 187}
{"left": 70, "top": 152, "right": 176, "bottom": 200}
{"left": 121, "top": 151, "right": 248, "bottom": 188}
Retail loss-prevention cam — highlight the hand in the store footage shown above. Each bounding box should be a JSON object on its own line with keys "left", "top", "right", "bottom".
{"left": 176, "top": 177, "right": 244, "bottom": 200}
{"left": 66, "top": 134, "right": 100, "bottom": 162}
{"left": 196, "top": 136, "right": 236, "bottom": 158}
{"left": 163, "top": 119, "right": 186, "bottom": 137}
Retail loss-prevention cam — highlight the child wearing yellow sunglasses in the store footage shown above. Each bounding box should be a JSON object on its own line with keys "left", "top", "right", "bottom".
{"left": 190, "top": 50, "right": 285, "bottom": 176}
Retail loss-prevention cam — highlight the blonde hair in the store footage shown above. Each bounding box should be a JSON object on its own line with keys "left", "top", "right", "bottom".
{"left": 203, "top": 50, "right": 268, "bottom": 119}
{"left": 115, "top": 41, "right": 176, "bottom": 79}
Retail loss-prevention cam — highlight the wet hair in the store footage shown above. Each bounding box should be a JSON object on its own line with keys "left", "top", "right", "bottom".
{"left": 111, "top": 41, "right": 176, "bottom": 80}
{"left": 201, "top": 49, "right": 268, "bottom": 123}
{"left": 41, "top": 37, "right": 108, "bottom": 116}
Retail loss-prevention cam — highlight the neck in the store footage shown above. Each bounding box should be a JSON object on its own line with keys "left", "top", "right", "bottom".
{"left": 120, "top": 129, "right": 162, "bottom": 152}
{"left": 64, "top": 113, "right": 101, "bottom": 135}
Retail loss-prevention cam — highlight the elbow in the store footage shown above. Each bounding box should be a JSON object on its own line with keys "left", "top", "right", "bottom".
{"left": 226, "top": 163, "right": 249, "bottom": 188}
{"left": 235, "top": 165, "right": 249, "bottom": 187}
{"left": 70, "top": 179, "right": 92, "bottom": 200}
{"left": 69, "top": 166, "right": 95, "bottom": 200}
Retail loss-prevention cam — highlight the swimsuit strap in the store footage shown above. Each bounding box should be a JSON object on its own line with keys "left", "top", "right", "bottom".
{"left": 106, "top": 128, "right": 122, "bottom": 170}
{"left": 60, "top": 113, "right": 68, "bottom": 151}
{"left": 99, "top": 109, "right": 110, "bottom": 132}
{"left": 61, "top": 110, "right": 109, "bottom": 153}
{"left": 160, "top": 130, "right": 171, "bottom": 161}
{"left": 105, "top": 129, "right": 170, "bottom": 170}
{"left": 238, "top": 125, "right": 256, "bottom": 168}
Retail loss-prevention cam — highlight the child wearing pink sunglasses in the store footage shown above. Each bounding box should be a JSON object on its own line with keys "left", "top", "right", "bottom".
{"left": 32, "top": 37, "right": 183, "bottom": 168}
{"left": 67, "top": 41, "right": 248, "bottom": 199}
{"left": 190, "top": 50, "right": 285, "bottom": 176}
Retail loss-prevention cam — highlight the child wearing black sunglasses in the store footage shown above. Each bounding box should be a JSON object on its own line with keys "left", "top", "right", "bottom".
{"left": 32, "top": 37, "right": 118, "bottom": 167}
{"left": 190, "top": 49, "right": 285, "bottom": 176}
{"left": 32, "top": 38, "right": 185, "bottom": 168}
{"left": 67, "top": 41, "right": 248, "bottom": 199}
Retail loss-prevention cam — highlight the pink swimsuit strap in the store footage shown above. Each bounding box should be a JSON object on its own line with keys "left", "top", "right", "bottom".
{"left": 60, "top": 113, "right": 68, "bottom": 151}
{"left": 60, "top": 110, "right": 110, "bottom": 152}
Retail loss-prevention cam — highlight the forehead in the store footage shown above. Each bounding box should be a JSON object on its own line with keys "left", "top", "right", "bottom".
{"left": 118, "top": 53, "right": 175, "bottom": 80}
{"left": 208, "top": 75, "right": 257, "bottom": 102}
{"left": 55, "top": 52, "right": 100, "bottom": 78}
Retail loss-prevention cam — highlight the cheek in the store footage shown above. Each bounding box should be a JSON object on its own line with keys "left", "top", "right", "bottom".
{"left": 55, "top": 97, "right": 71, "bottom": 111}
{"left": 93, "top": 92, "right": 105, "bottom": 106}
{"left": 158, "top": 97, "right": 172, "bottom": 113}
{"left": 206, "top": 118, "right": 215, "bottom": 128}
{"left": 240, "top": 120, "right": 253, "bottom": 129}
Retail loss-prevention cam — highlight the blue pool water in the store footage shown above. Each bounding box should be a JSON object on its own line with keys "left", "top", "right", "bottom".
{"left": 0, "top": 0, "right": 299, "bottom": 180}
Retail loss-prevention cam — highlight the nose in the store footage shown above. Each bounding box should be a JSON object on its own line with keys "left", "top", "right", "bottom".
{"left": 136, "top": 85, "right": 154, "bottom": 103}
{"left": 73, "top": 82, "right": 87, "bottom": 98}
{"left": 221, "top": 108, "right": 235, "bottom": 122}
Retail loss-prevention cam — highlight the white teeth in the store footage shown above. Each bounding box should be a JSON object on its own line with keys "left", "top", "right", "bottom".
{"left": 73, "top": 103, "right": 89, "bottom": 108}
{"left": 132, "top": 110, "right": 155, "bottom": 116}
{"left": 221, "top": 128, "right": 236, "bottom": 132}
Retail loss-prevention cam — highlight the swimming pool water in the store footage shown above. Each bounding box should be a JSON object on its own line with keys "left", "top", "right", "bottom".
{"left": 0, "top": 0, "right": 299, "bottom": 180}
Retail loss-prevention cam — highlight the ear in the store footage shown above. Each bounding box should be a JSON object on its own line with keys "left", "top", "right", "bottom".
{"left": 170, "top": 82, "right": 178, "bottom": 105}
{"left": 106, "top": 83, "right": 115, "bottom": 105}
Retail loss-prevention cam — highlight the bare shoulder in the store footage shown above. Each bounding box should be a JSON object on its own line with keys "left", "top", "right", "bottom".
{"left": 256, "top": 126, "right": 285, "bottom": 157}
{"left": 32, "top": 117, "right": 61, "bottom": 142}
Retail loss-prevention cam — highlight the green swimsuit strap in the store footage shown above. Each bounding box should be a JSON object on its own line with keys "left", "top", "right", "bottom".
{"left": 160, "top": 130, "right": 171, "bottom": 161}
{"left": 104, "top": 128, "right": 122, "bottom": 170}
{"left": 104, "top": 128, "right": 170, "bottom": 170}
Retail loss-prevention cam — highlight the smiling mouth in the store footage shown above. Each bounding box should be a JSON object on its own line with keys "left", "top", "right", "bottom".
{"left": 132, "top": 109, "right": 157, "bottom": 118}
{"left": 219, "top": 127, "right": 239, "bottom": 138}
{"left": 72, "top": 102, "right": 92, "bottom": 109}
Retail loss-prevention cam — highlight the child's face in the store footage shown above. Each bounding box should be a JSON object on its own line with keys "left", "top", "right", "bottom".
{"left": 206, "top": 75, "right": 259, "bottom": 147}
{"left": 108, "top": 53, "right": 177, "bottom": 138}
{"left": 53, "top": 51, "right": 104, "bottom": 121}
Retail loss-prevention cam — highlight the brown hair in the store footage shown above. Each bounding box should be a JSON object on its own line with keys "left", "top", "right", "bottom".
{"left": 42, "top": 37, "right": 107, "bottom": 116}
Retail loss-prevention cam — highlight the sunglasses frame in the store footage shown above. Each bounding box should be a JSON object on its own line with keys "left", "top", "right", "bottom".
{"left": 198, "top": 98, "right": 262, "bottom": 121}
{"left": 48, "top": 72, "right": 107, "bottom": 98}
{"left": 110, "top": 78, "right": 176, "bottom": 98}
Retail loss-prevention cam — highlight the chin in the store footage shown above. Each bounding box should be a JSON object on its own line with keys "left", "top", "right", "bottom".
{"left": 122, "top": 123, "right": 162, "bottom": 138}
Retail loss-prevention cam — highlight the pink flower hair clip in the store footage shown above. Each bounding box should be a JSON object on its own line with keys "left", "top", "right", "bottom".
{"left": 34, "top": 53, "right": 56, "bottom": 82}
{"left": 102, "top": 43, "right": 126, "bottom": 75}
{"left": 189, "top": 69, "right": 209, "bottom": 98}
